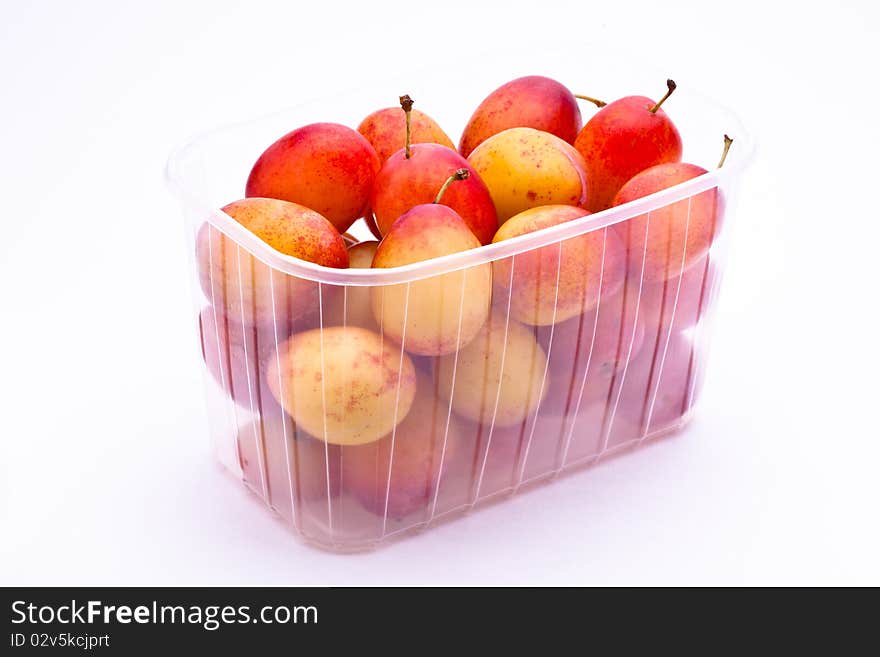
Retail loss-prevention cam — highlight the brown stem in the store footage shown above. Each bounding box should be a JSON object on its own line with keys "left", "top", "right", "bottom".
{"left": 574, "top": 94, "right": 607, "bottom": 108}
{"left": 434, "top": 168, "right": 470, "bottom": 204}
{"left": 649, "top": 79, "right": 677, "bottom": 113}
{"left": 399, "top": 94, "right": 414, "bottom": 159}
{"left": 717, "top": 134, "right": 734, "bottom": 168}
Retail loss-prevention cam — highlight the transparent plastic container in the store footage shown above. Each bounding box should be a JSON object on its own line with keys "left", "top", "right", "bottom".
{"left": 166, "top": 53, "right": 754, "bottom": 551}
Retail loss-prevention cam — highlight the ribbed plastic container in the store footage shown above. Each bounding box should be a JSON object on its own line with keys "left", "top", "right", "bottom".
{"left": 167, "top": 54, "right": 754, "bottom": 551}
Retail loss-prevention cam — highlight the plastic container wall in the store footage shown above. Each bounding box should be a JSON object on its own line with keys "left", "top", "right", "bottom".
{"left": 167, "top": 54, "right": 754, "bottom": 551}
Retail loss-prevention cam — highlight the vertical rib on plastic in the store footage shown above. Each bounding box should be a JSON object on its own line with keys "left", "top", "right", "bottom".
{"left": 473, "top": 258, "right": 515, "bottom": 501}
{"left": 514, "top": 243, "right": 562, "bottom": 490}
{"left": 596, "top": 214, "right": 649, "bottom": 454}
{"left": 559, "top": 228, "right": 608, "bottom": 468}
{"left": 428, "top": 268, "right": 469, "bottom": 522}
{"left": 268, "top": 269, "right": 300, "bottom": 532}
{"left": 380, "top": 282, "right": 411, "bottom": 537}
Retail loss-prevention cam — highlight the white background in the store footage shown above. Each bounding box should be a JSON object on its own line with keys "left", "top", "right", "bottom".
{"left": 2, "top": 0, "right": 878, "bottom": 585}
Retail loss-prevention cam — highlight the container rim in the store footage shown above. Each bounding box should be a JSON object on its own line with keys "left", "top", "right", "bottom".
{"left": 166, "top": 88, "right": 755, "bottom": 286}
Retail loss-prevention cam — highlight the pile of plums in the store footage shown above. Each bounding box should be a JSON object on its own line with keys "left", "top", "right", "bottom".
{"left": 195, "top": 75, "right": 732, "bottom": 535}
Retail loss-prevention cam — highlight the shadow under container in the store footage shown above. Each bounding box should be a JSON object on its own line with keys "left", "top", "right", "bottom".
{"left": 167, "top": 75, "right": 754, "bottom": 552}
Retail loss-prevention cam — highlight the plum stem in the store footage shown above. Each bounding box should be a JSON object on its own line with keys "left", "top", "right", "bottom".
{"left": 649, "top": 79, "right": 677, "bottom": 113}
{"left": 574, "top": 94, "right": 607, "bottom": 108}
{"left": 717, "top": 134, "right": 734, "bottom": 168}
{"left": 400, "top": 94, "right": 414, "bottom": 159}
{"left": 434, "top": 168, "right": 470, "bottom": 204}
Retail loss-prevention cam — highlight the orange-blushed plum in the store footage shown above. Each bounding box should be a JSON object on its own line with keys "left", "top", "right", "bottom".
{"left": 539, "top": 288, "right": 646, "bottom": 416}
{"left": 343, "top": 372, "right": 462, "bottom": 519}
{"left": 434, "top": 310, "right": 548, "bottom": 427}
{"left": 427, "top": 417, "right": 482, "bottom": 506}
{"left": 198, "top": 305, "right": 308, "bottom": 415}
{"left": 371, "top": 193, "right": 492, "bottom": 356}
{"left": 464, "top": 421, "right": 527, "bottom": 499}
{"left": 266, "top": 326, "right": 417, "bottom": 446}
{"left": 359, "top": 97, "right": 455, "bottom": 238}
{"left": 236, "top": 415, "right": 341, "bottom": 522}
{"left": 613, "top": 161, "right": 723, "bottom": 283}
{"left": 614, "top": 329, "right": 701, "bottom": 438}
{"left": 437, "top": 411, "right": 563, "bottom": 508}
{"left": 638, "top": 256, "right": 719, "bottom": 339}
{"left": 492, "top": 205, "right": 626, "bottom": 326}
{"left": 195, "top": 198, "right": 348, "bottom": 328}
{"left": 371, "top": 143, "right": 498, "bottom": 244}
{"left": 322, "top": 240, "right": 380, "bottom": 329}
{"left": 558, "top": 401, "right": 642, "bottom": 463}
{"left": 246, "top": 123, "right": 381, "bottom": 233}
{"left": 474, "top": 412, "right": 571, "bottom": 496}
{"left": 358, "top": 104, "right": 454, "bottom": 164}
{"left": 467, "top": 128, "right": 589, "bottom": 225}
{"left": 574, "top": 80, "right": 683, "bottom": 212}
{"left": 459, "top": 76, "right": 583, "bottom": 157}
